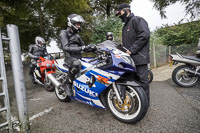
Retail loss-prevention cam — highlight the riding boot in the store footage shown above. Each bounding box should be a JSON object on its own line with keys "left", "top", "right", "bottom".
{"left": 64, "top": 74, "right": 74, "bottom": 96}
{"left": 64, "top": 83, "right": 73, "bottom": 96}
{"left": 29, "top": 71, "right": 36, "bottom": 84}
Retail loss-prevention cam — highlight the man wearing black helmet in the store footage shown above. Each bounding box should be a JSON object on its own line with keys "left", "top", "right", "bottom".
{"left": 106, "top": 32, "right": 113, "bottom": 41}
{"left": 115, "top": 3, "right": 150, "bottom": 105}
{"left": 59, "top": 14, "right": 90, "bottom": 96}
{"left": 28, "top": 36, "right": 47, "bottom": 83}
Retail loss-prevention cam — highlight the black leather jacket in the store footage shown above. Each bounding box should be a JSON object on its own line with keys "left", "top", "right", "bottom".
{"left": 59, "top": 27, "right": 85, "bottom": 59}
{"left": 28, "top": 44, "right": 47, "bottom": 59}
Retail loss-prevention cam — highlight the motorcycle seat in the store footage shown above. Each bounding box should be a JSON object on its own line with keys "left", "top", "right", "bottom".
{"left": 182, "top": 55, "right": 200, "bottom": 62}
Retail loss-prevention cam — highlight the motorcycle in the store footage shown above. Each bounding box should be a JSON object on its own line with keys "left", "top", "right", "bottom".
{"left": 49, "top": 42, "right": 148, "bottom": 123}
{"left": 170, "top": 53, "right": 200, "bottom": 87}
{"left": 32, "top": 54, "right": 56, "bottom": 92}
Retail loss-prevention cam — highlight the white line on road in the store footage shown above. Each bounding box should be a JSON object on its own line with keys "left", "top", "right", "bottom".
{"left": 29, "top": 107, "right": 53, "bottom": 121}
{"left": 11, "top": 107, "right": 54, "bottom": 132}
{"left": 29, "top": 98, "right": 41, "bottom": 101}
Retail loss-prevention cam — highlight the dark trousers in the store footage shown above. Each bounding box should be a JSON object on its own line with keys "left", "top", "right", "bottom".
{"left": 135, "top": 64, "right": 150, "bottom": 103}
{"left": 65, "top": 57, "right": 81, "bottom": 82}
{"left": 29, "top": 59, "right": 37, "bottom": 79}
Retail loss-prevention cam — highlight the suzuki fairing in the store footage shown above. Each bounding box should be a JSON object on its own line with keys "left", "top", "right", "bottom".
{"left": 52, "top": 42, "right": 148, "bottom": 123}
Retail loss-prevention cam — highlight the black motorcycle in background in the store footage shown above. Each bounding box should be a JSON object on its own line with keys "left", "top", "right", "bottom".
{"left": 170, "top": 53, "right": 200, "bottom": 87}
{"left": 169, "top": 39, "right": 200, "bottom": 87}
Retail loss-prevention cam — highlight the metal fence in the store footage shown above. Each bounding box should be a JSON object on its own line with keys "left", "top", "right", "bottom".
{"left": 150, "top": 43, "right": 198, "bottom": 68}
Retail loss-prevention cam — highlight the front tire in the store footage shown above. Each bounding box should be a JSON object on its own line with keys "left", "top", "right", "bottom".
{"left": 172, "top": 65, "right": 199, "bottom": 87}
{"left": 106, "top": 85, "right": 148, "bottom": 123}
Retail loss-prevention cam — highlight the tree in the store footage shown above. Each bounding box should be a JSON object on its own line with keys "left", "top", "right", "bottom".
{"left": 0, "top": 0, "right": 40, "bottom": 51}
{"left": 91, "top": 0, "right": 131, "bottom": 18}
{"left": 92, "top": 16, "right": 122, "bottom": 44}
{"left": 46, "top": 0, "right": 93, "bottom": 44}
{"left": 0, "top": 0, "right": 93, "bottom": 51}
{"left": 150, "top": 0, "right": 200, "bottom": 18}
{"left": 155, "top": 20, "right": 200, "bottom": 46}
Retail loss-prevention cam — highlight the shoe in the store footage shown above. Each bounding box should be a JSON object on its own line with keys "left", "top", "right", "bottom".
{"left": 29, "top": 73, "right": 37, "bottom": 84}
{"left": 64, "top": 83, "right": 73, "bottom": 96}
{"left": 31, "top": 78, "right": 37, "bottom": 84}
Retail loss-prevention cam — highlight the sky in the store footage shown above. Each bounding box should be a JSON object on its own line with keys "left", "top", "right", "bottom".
{"left": 131, "top": 0, "right": 191, "bottom": 31}
{"left": 47, "top": 40, "right": 62, "bottom": 53}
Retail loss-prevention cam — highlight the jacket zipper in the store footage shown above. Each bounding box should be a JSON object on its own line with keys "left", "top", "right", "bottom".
{"left": 138, "top": 52, "right": 146, "bottom": 59}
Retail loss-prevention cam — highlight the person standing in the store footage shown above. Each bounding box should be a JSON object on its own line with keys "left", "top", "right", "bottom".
{"left": 115, "top": 3, "right": 150, "bottom": 104}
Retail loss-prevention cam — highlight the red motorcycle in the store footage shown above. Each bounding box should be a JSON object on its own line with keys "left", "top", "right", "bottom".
{"left": 32, "top": 54, "right": 56, "bottom": 92}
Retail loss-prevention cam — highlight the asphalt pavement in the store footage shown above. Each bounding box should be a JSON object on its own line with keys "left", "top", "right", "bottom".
{"left": 1, "top": 65, "right": 200, "bottom": 133}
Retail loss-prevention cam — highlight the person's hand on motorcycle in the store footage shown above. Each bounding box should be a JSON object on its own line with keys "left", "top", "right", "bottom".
{"left": 126, "top": 50, "right": 131, "bottom": 55}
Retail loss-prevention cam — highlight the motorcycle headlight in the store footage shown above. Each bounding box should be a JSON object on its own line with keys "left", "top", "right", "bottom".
{"left": 121, "top": 55, "right": 135, "bottom": 67}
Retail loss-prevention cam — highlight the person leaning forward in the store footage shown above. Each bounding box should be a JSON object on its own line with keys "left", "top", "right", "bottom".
{"left": 115, "top": 3, "right": 150, "bottom": 105}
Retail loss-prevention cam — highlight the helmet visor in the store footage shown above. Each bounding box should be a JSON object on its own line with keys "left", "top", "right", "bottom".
{"left": 71, "top": 15, "right": 85, "bottom": 24}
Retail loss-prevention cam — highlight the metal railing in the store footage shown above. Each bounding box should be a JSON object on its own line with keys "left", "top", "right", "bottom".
{"left": 0, "top": 28, "right": 13, "bottom": 132}
{"left": 0, "top": 24, "right": 30, "bottom": 133}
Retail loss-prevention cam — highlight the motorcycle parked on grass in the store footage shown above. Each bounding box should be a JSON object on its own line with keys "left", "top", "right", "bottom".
{"left": 32, "top": 54, "right": 56, "bottom": 92}
{"left": 49, "top": 42, "right": 149, "bottom": 123}
{"left": 170, "top": 53, "right": 200, "bottom": 87}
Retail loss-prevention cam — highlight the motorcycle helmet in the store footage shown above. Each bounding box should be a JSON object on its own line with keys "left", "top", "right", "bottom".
{"left": 35, "top": 36, "right": 45, "bottom": 46}
{"left": 67, "top": 14, "right": 85, "bottom": 33}
{"left": 106, "top": 32, "right": 113, "bottom": 41}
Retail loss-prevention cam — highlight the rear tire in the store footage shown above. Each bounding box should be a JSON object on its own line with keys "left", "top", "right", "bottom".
{"left": 55, "top": 85, "right": 71, "bottom": 102}
{"left": 106, "top": 85, "right": 148, "bottom": 123}
{"left": 172, "top": 65, "right": 199, "bottom": 87}
{"left": 44, "top": 78, "right": 55, "bottom": 92}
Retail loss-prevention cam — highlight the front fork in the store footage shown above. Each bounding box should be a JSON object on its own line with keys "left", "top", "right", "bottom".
{"left": 112, "top": 82, "right": 125, "bottom": 104}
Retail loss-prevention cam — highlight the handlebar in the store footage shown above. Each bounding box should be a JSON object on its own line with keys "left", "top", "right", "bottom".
{"left": 88, "top": 54, "right": 108, "bottom": 64}
{"left": 88, "top": 57, "right": 99, "bottom": 63}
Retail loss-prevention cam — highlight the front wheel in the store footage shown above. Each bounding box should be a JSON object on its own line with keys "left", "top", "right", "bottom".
{"left": 172, "top": 65, "right": 199, "bottom": 87}
{"left": 106, "top": 85, "right": 148, "bottom": 123}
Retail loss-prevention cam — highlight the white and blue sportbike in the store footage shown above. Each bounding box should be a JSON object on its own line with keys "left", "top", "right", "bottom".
{"left": 51, "top": 41, "right": 148, "bottom": 123}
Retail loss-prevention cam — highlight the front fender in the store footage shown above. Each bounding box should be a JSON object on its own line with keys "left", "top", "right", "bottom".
{"left": 116, "top": 80, "right": 141, "bottom": 87}
{"left": 99, "top": 79, "right": 140, "bottom": 108}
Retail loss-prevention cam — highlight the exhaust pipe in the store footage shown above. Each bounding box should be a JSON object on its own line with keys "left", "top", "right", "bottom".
{"left": 185, "top": 69, "right": 200, "bottom": 76}
{"left": 47, "top": 73, "right": 61, "bottom": 88}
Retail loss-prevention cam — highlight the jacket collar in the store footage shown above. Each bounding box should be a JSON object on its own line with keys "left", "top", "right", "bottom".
{"left": 67, "top": 27, "right": 75, "bottom": 34}
{"left": 125, "top": 13, "right": 134, "bottom": 24}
